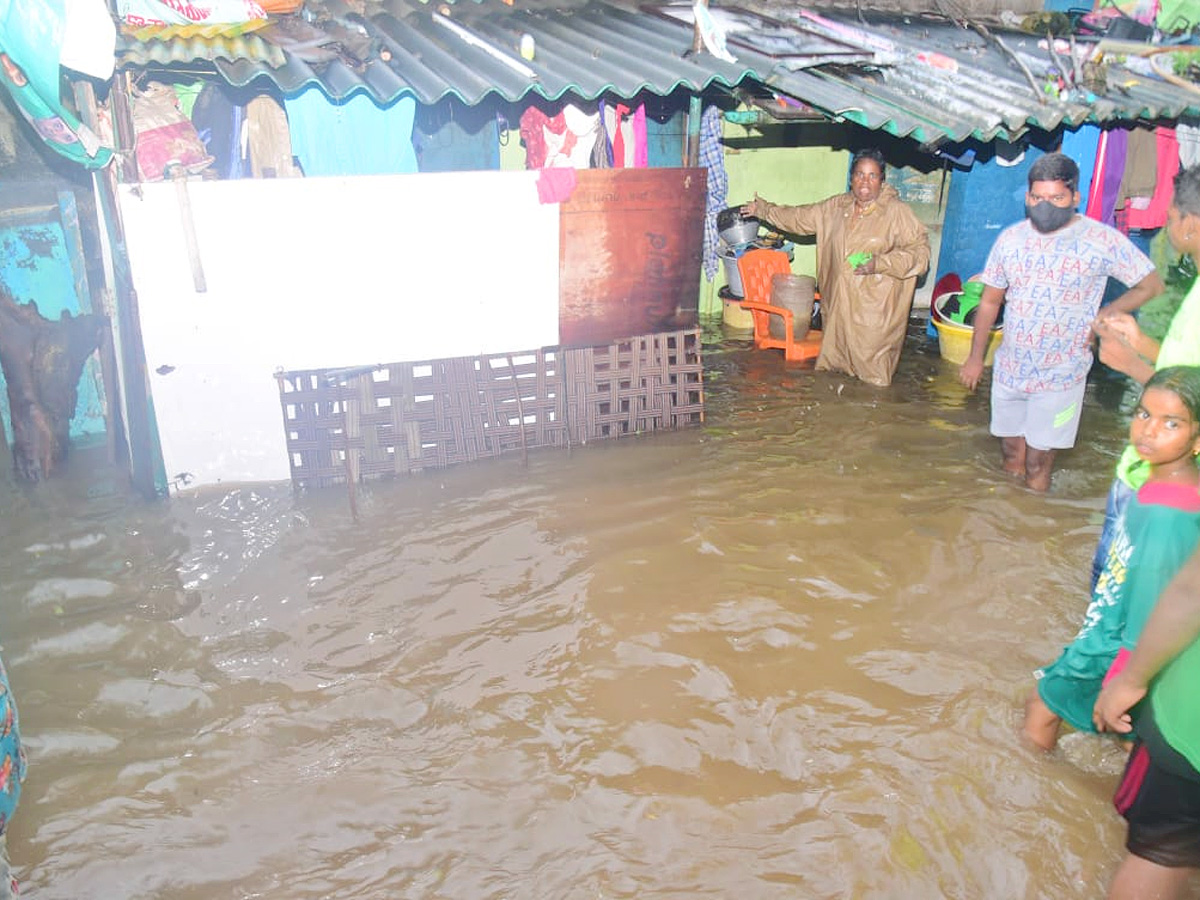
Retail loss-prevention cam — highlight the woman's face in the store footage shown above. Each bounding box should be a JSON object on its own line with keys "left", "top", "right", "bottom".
{"left": 1166, "top": 203, "right": 1197, "bottom": 255}
{"left": 850, "top": 158, "right": 884, "bottom": 206}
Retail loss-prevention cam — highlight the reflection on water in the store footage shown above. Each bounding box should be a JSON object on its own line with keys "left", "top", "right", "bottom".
{"left": 0, "top": 329, "right": 1148, "bottom": 898}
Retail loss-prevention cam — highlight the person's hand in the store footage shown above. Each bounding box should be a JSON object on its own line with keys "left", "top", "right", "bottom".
{"left": 853, "top": 256, "right": 877, "bottom": 276}
{"left": 1093, "top": 311, "right": 1141, "bottom": 347}
{"left": 740, "top": 194, "right": 763, "bottom": 218}
{"left": 1093, "top": 670, "right": 1147, "bottom": 734}
{"left": 1096, "top": 331, "right": 1143, "bottom": 374}
{"left": 958, "top": 357, "right": 984, "bottom": 391}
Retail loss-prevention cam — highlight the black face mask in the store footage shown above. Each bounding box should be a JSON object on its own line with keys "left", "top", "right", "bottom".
{"left": 1026, "top": 200, "right": 1075, "bottom": 234}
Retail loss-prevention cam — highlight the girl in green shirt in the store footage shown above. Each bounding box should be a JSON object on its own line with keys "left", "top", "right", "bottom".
{"left": 1024, "top": 366, "right": 1200, "bottom": 751}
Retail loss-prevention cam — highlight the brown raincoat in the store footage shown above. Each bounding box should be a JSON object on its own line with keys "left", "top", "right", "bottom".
{"left": 755, "top": 183, "right": 930, "bottom": 386}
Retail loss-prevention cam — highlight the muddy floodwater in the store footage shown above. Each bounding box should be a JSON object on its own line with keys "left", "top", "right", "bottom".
{"left": 0, "top": 327, "right": 1161, "bottom": 898}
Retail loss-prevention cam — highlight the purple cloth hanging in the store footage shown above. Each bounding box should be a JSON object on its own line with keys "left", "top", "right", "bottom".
{"left": 1099, "top": 128, "right": 1128, "bottom": 227}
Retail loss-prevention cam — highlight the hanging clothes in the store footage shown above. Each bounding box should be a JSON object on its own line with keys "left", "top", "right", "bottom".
{"left": 1178, "top": 122, "right": 1200, "bottom": 169}
{"left": 602, "top": 103, "right": 649, "bottom": 169}
{"left": 284, "top": 88, "right": 417, "bottom": 177}
{"left": 633, "top": 105, "right": 648, "bottom": 168}
{"left": 536, "top": 167, "right": 577, "bottom": 204}
{"left": 245, "top": 95, "right": 298, "bottom": 178}
{"left": 1126, "top": 127, "right": 1180, "bottom": 230}
{"left": 554, "top": 104, "right": 599, "bottom": 168}
{"left": 1085, "top": 130, "right": 1109, "bottom": 222}
{"left": 591, "top": 102, "right": 610, "bottom": 169}
{"left": 191, "top": 82, "right": 244, "bottom": 179}
{"left": 1094, "top": 128, "right": 1129, "bottom": 227}
{"left": 520, "top": 105, "right": 599, "bottom": 169}
{"left": 698, "top": 105, "right": 727, "bottom": 282}
{"left": 519, "top": 108, "right": 557, "bottom": 169}
{"left": 1118, "top": 127, "right": 1159, "bottom": 212}
{"left": 610, "top": 103, "right": 631, "bottom": 167}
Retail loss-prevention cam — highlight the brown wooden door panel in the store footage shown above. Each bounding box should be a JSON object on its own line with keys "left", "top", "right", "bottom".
{"left": 558, "top": 168, "right": 703, "bottom": 348}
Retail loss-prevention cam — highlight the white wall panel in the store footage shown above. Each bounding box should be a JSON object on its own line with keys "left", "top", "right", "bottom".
{"left": 120, "top": 171, "right": 560, "bottom": 488}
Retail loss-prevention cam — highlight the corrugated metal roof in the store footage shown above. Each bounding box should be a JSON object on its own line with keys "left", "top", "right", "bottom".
{"left": 212, "top": 1, "right": 785, "bottom": 104}
{"left": 123, "top": 20, "right": 271, "bottom": 41}
{"left": 114, "top": 2, "right": 1200, "bottom": 147}
{"left": 118, "top": 32, "right": 288, "bottom": 69}
{"left": 763, "top": 11, "right": 1200, "bottom": 145}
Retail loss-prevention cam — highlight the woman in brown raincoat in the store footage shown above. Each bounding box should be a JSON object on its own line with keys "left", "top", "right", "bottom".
{"left": 742, "top": 149, "right": 930, "bottom": 387}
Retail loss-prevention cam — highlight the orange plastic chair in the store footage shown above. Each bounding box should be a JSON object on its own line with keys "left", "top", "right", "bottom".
{"left": 737, "top": 248, "right": 822, "bottom": 363}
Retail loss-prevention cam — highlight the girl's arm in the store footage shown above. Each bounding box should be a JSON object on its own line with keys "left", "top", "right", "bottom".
{"left": 1095, "top": 545, "right": 1200, "bottom": 733}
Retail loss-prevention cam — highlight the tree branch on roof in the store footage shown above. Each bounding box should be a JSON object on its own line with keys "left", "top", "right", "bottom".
{"left": 969, "top": 20, "right": 1047, "bottom": 104}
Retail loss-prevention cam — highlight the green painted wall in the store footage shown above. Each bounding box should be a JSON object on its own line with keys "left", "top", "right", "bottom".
{"left": 702, "top": 117, "right": 850, "bottom": 317}
{"left": 499, "top": 128, "right": 525, "bottom": 171}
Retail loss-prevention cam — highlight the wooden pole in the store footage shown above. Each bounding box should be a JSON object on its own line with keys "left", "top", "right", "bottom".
{"left": 84, "top": 72, "right": 162, "bottom": 498}
{"left": 70, "top": 80, "right": 130, "bottom": 470}
{"left": 686, "top": 0, "right": 707, "bottom": 166}
{"left": 109, "top": 72, "right": 140, "bottom": 184}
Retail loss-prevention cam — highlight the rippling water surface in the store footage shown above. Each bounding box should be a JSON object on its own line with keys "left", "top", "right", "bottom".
{"left": 0, "top": 329, "right": 1149, "bottom": 898}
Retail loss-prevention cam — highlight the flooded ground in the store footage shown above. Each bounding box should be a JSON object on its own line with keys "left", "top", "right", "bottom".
{"left": 0, "top": 324, "right": 1160, "bottom": 898}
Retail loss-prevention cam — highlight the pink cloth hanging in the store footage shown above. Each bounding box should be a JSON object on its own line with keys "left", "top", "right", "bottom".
{"left": 633, "top": 104, "right": 648, "bottom": 168}
{"left": 1126, "top": 127, "right": 1179, "bottom": 230}
{"left": 536, "top": 167, "right": 578, "bottom": 203}
{"left": 1085, "top": 130, "right": 1109, "bottom": 221}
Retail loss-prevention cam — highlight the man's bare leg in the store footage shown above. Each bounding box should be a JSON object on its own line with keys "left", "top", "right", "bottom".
{"left": 1107, "top": 853, "right": 1192, "bottom": 900}
{"left": 1000, "top": 436, "right": 1026, "bottom": 478}
{"left": 1024, "top": 447, "right": 1056, "bottom": 492}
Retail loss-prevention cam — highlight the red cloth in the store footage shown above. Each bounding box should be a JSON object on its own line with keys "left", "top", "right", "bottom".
{"left": 1114, "top": 742, "right": 1150, "bottom": 816}
{"left": 612, "top": 104, "right": 630, "bottom": 168}
{"left": 519, "top": 108, "right": 574, "bottom": 170}
{"left": 1103, "top": 646, "right": 1131, "bottom": 687}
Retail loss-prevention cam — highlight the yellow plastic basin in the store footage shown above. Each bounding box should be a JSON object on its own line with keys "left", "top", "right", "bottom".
{"left": 932, "top": 291, "right": 1001, "bottom": 366}
{"left": 933, "top": 315, "right": 1002, "bottom": 366}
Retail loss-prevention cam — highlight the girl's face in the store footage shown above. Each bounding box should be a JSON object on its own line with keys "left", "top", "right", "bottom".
{"left": 1131, "top": 387, "right": 1200, "bottom": 466}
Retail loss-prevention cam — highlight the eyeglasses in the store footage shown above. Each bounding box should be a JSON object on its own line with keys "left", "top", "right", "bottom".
{"left": 852, "top": 171, "right": 881, "bottom": 182}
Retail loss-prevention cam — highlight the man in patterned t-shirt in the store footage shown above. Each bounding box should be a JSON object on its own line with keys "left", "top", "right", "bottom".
{"left": 959, "top": 152, "right": 1164, "bottom": 491}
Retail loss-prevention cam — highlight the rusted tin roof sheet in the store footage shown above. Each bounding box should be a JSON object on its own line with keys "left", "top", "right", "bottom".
{"left": 763, "top": 11, "right": 1200, "bottom": 145}
{"left": 114, "top": 1, "right": 1200, "bottom": 146}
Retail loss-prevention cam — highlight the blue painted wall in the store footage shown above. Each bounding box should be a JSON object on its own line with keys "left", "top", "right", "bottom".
{"left": 935, "top": 148, "right": 1046, "bottom": 284}
{"left": 0, "top": 219, "right": 106, "bottom": 444}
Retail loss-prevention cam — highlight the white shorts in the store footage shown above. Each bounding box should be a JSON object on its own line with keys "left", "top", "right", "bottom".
{"left": 990, "top": 379, "right": 1086, "bottom": 451}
